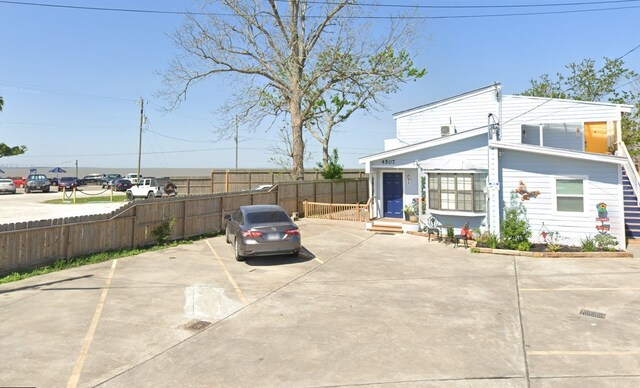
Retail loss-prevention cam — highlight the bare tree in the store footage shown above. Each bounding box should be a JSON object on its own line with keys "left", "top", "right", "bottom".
{"left": 162, "top": 0, "right": 425, "bottom": 179}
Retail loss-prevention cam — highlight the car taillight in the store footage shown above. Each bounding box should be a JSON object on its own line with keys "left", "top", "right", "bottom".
{"left": 241, "top": 230, "right": 263, "bottom": 238}
{"left": 284, "top": 229, "right": 300, "bottom": 235}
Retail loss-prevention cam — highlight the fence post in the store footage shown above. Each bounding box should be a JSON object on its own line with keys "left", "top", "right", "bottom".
{"left": 187, "top": 178, "right": 191, "bottom": 196}
{"left": 211, "top": 170, "right": 215, "bottom": 193}
{"left": 182, "top": 199, "right": 188, "bottom": 239}
{"left": 225, "top": 170, "right": 230, "bottom": 193}
{"left": 296, "top": 182, "right": 300, "bottom": 214}
{"left": 248, "top": 172, "right": 252, "bottom": 191}
{"left": 303, "top": 201, "right": 308, "bottom": 218}
{"left": 357, "top": 202, "right": 361, "bottom": 222}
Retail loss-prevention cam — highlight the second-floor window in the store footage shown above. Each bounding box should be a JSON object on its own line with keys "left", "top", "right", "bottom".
{"left": 428, "top": 173, "right": 487, "bottom": 212}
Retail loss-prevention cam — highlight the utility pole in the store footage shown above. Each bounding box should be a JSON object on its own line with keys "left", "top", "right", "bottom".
{"left": 137, "top": 98, "right": 144, "bottom": 184}
{"left": 75, "top": 160, "right": 78, "bottom": 178}
{"left": 234, "top": 115, "right": 238, "bottom": 170}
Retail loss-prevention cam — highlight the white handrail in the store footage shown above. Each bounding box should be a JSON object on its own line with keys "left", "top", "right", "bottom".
{"left": 616, "top": 141, "right": 640, "bottom": 206}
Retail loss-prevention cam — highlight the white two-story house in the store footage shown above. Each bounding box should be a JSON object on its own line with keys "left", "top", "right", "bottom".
{"left": 359, "top": 84, "right": 637, "bottom": 249}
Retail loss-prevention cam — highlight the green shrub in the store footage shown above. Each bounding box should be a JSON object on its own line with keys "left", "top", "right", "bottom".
{"left": 501, "top": 193, "right": 532, "bottom": 250}
{"left": 486, "top": 233, "right": 499, "bottom": 249}
{"left": 317, "top": 148, "right": 343, "bottom": 179}
{"left": 593, "top": 233, "right": 618, "bottom": 251}
{"left": 517, "top": 241, "right": 532, "bottom": 251}
{"left": 447, "top": 227, "right": 454, "bottom": 239}
{"left": 580, "top": 236, "right": 596, "bottom": 252}
{"left": 152, "top": 217, "right": 176, "bottom": 243}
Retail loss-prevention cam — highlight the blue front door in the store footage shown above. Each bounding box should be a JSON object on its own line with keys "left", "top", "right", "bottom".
{"left": 383, "top": 172, "right": 403, "bottom": 218}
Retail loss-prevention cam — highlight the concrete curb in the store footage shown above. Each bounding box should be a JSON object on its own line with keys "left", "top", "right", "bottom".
{"left": 470, "top": 247, "right": 634, "bottom": 259}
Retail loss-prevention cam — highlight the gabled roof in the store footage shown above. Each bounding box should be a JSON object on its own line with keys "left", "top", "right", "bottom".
{"left": 392, "top": 83, "right": 499, "bottom": 119}
{"left": 490, "top": 141, "right": 626, "bottom": 165}
{"left": 359, "top": 127, "right": 487, "bottom": 164}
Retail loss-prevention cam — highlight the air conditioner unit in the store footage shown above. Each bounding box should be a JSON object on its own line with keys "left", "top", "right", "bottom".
{"left": 441, "top": 124, "right": 454, "bottom": 136}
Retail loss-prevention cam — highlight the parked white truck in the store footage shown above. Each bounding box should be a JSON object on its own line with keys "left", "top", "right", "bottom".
{"left": 125, "top": 177, "right": 177, "bottom": 200}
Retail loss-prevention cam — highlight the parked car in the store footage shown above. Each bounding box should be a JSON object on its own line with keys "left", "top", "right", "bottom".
{"left": 10, "top": 176, "right": 26, "bottom": 188}
{"left": 49, "top": 177, "right": 59, "bottom": 186}
{"left": 113, "top": 178, "right": 133, "bottom": 192}
{"left": 124, "top": 173, "right": 142, "bottom": 184}
{"left": 25, "top": 174, "right": 51, "bottom": 193}
{"left": 102, "top": 173, "right": 122, "bottom": 188}
{"left": 0, "top": 178, "right": 17, "bottom": 194}
{"left": 224, "top": 205, "right": 301, "bottom": 261}
{"left": 83, "top": 174, "right": 104, "bottom": 185}
{"left": 58, "top": 176, "right": 78, "bottom": 191}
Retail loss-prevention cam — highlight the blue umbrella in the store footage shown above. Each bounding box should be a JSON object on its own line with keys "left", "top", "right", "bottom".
{"left": 49, "top": 167, "right": 66, "bottom": 173}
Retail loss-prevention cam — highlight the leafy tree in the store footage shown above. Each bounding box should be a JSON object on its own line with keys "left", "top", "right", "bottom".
{"left": 161, "top": 1, "right": 425, "bottom": 180}
{"left": 501, "top": 193, "right": 532, "bottom": 251}
{"left": 316, "top": 148, "right": 343, "bottom": 179}
{"left": 0, "top": 96, "right": 27, "bottom": 158}
{"left": 521, "top": 57, "right": 640, "bottom": 155}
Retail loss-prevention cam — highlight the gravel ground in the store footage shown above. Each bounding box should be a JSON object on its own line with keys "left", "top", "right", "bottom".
{"left": 0, "top": 187, "right": 127, "bottom": 225}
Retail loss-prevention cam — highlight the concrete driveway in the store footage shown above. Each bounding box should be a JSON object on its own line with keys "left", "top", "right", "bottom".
{"left": 1, "top": 219, "right": 639, "bottom": 387}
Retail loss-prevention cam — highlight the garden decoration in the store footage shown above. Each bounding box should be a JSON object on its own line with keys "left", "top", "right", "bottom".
{"left": 539, "top": 222, "right": 551, "bottom": 243}
{"left": 595, "top": 202, "right": 610, "bottom": 234}
{"left": 514, "top": 180, "right": 540, "bottom": 201}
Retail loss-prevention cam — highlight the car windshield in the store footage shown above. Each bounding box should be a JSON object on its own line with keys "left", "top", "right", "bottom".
{"left": 29, "top": 175, "right": 46, "bottom": 180}
{"left": 0, "top": 179, "right": 11, "bottom": 183}
{"left": 245, "top": 211, "right": 290, "bottom": 224}
{"left": 61, "top": 177, "right": 74, "bottom": 182}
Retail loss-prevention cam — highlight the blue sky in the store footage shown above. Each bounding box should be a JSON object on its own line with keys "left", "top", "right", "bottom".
{"left": 0, "top": 0, "right": 639, "bottom": 170}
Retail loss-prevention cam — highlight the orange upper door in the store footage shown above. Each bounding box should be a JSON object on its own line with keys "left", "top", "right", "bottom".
{"left": 584, "top": 122, "right": 608, "bottom": 154}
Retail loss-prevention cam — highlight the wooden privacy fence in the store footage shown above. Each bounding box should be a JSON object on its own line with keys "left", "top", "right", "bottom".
{"left": 0, "top": 179, "right": 368, "bottom": 276}
{"left": 169, "top": 169, "right": 366, "bottom": 195}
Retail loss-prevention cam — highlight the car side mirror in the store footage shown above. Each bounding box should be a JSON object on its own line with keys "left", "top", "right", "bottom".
{"left": 223, "top": 214, "right": 231, "bottom": 221}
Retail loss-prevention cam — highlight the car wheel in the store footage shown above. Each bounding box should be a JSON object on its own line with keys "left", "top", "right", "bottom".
{"left": 234, "top": 238, "right": 245, "bottom": 262}
{"left": 43, "top": 187, "right": 50, "bottom": 193}
{"left": 225, "top": 226, "right": 231, "bottom": 244}
{"left": 25, "top": 188, "right": 30, "bottom": 193}
{"left": 146, "top": 191, "right": 154, "bottom": 199}
{"left": 126, "top": 191, "right": 133, "bottom": 200}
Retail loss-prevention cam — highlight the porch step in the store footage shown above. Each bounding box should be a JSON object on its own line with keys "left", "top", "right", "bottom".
{"left": 368, "top": 224, "right": 403, "bottom": 234}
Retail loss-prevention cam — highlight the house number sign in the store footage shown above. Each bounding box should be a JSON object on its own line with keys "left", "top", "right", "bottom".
{"left": 381, "top": 159, "right": 396, "bottom": 165}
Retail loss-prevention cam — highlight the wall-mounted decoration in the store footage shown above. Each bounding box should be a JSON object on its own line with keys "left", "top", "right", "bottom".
{"left": 596, "top": 202, "right": 610, "bottom": 234}
{"left": 514, "top": 180, "right": 541, "bottom": 201}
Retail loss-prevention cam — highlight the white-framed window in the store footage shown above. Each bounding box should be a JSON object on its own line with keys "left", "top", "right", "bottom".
{"left": 555, "top": 178, "right": 584, "bottom": 212}
{"left": 428, "top": 173, "right": 486, "bottom": 212}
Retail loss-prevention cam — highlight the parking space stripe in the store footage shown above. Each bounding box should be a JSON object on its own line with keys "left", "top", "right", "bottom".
{"left": 67, "top": 259, "right": 117, "bottom": 388}
{"left": 521, "top": 287, "right": 640, "bottom": 292}
{"left": 529, "top": 351, "right": 640, "bottom": 356}
{"left": 206, "top": 240, "right": 248, "bottom": 305}
{"left": 314, "top": 258, "right": 325, "bottom": 264}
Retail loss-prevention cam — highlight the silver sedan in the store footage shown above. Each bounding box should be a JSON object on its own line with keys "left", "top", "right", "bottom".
{"left": 0, "top": 178, "right": 16, "bottom": 194}
{"left": 224, "top": 205, "right": 301, "bottom": 261}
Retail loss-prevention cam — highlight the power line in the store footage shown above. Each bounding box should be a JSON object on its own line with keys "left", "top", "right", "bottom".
{"left": 1, "top": 0, "right": 640, "bottom": 19}
{"left": 296, "top": 0, "right": 640, "bottom": 8}
{"left": 616, "top": 42, "right": 640, "bottom": 61}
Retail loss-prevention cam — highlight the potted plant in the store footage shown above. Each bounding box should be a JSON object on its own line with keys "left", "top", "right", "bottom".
{"left": 402, "top": 205, "right": 414, "bottom": 221}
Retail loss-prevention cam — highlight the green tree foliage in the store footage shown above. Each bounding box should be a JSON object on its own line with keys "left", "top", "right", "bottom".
{"left": 0, "top": 96, "right": 28, "bottom": 158}
{"left": 316, "top": 148, "right": 343, "bottom": 179}
{"left": 521, "top": 57, "right": 640, "bottom": 155}
{"left": 501, "top": 193, "right": 532, "bottom": 251}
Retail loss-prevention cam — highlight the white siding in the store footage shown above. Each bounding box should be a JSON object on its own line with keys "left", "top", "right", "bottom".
{"left": 395, "top": 88, "right": 498, "bottom": 144}
{"left": 501, "top": 95, "right": 622, "bottom": 144}
{"left": 370, "top": 134, "right": 488, "bottom": 171}
{"left": 499, "top": 150, "right": 624, "bottom": 249}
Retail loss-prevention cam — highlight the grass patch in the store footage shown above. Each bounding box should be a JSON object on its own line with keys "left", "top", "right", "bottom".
{"left": 0, "top": 231, "right": 223, "bottom": 285}
{"left": 44, "top": 195, "right": 128, "bottom": 204}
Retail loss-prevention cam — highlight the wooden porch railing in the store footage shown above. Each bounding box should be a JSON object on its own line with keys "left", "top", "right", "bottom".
{"left": 303, "top": 200, "right": 368, "bottom": 222}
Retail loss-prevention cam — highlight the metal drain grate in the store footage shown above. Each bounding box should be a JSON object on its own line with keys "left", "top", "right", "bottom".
{"left": 579, "top": 309, "right": 607, "bottom": 319}
{"left": 185, "top": 320, "right": 212, "bottom": 331}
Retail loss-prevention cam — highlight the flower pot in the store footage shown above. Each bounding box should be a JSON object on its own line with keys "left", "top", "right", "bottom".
{"left": 409, "top": 215, "right": 418, "bottom": 222}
